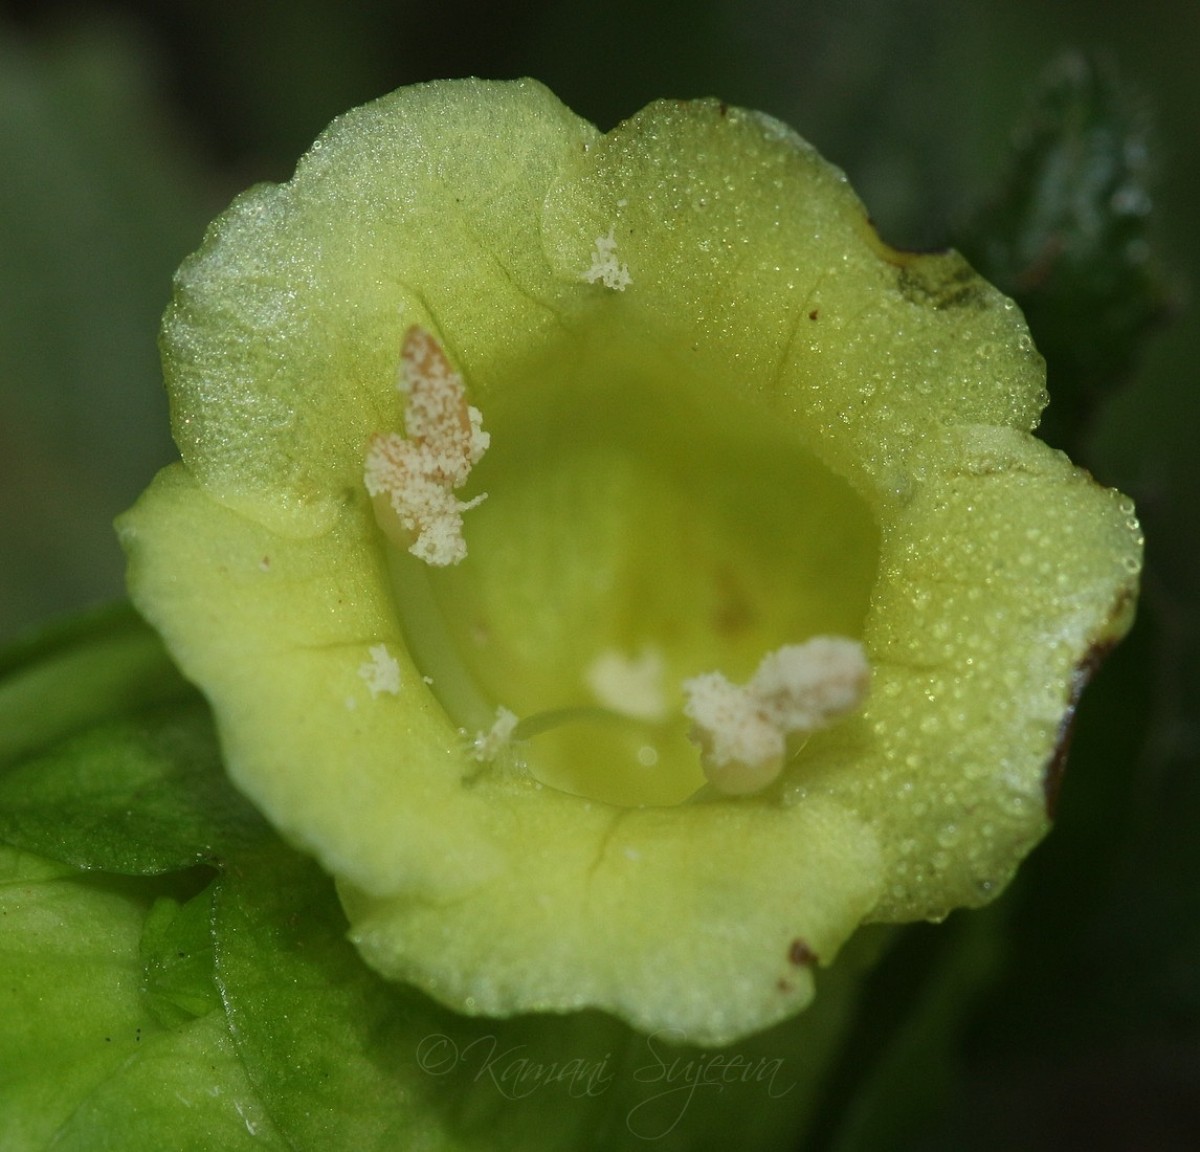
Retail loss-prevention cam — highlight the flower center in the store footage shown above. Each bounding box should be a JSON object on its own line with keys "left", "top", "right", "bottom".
{"left": 378, "top": 319, "right": 880, "bottom": 807}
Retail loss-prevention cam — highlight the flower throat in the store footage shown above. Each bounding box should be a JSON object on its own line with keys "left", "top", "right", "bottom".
{"left": 372, "top": 324, "right": 880, "bottom": 807}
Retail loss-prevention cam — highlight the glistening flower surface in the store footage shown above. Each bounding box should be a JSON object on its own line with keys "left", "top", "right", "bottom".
{"left": 119, "top": 79, "right": 1141, "bottom": 1046}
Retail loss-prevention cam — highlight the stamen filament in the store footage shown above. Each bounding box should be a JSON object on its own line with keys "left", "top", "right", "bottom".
{"left": 384, "top": 545, "right": 496, "bottom": 733}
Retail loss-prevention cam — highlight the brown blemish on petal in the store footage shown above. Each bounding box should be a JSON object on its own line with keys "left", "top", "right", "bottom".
{"left": 777, "top": 978, "right": 794, "bottom": 993}
{"left": 896, "top": 260, "right": 986, "bottom": 311}
{"left": 788, "top": 938, "right": 818, "bottom": 967}
{"left": 711, "top": 566, "right": 755, "bottom": 636}
{"left": 1043, "top": 575, "right": 1138, "bottom": 818}
{"left": 1043, "top": 637, "right": 1117, "bottom": 820}
{"left": 1043, "top": 700, "right": 1079, "bottom": 822}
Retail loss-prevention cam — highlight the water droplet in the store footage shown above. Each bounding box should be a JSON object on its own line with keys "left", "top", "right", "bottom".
{"left": 936, "top": 824, "right": 960, "bottom": 848}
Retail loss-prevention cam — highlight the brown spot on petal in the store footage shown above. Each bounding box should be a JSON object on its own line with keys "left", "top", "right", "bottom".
{"left": 1043, "top": 637, "right": 1117, "bottom": 820}
{"left": 788, "top": 938, "right": 818, "bottom": 967}
{"left": 896, "top": 260, "right": 986, "bottom": 311}
{"left": 711, "top": 566, "right": 755, "bottom": 636}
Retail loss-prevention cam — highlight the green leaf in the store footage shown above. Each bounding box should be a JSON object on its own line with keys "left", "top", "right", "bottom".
{"left": 0, "top": 605, "right": 268, "bottom": 876}
{"left": 0, "top": 696, "right": 267, "bottom": 875}
{"left": 139, "top": 887, "right": 223, "bottom": 1027}
{"left": 0, "top": 847, "right": 287, "bottom": 1151}
{"left": 0, "top": 613, "right": 288, "bottom": 1148}
{"left": 0, "top": 603, "right": 190, "bottom": 771}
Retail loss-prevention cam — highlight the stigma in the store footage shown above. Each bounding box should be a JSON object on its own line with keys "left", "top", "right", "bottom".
{"left": 682, "top": 637, "right": 870, "bottom": 795}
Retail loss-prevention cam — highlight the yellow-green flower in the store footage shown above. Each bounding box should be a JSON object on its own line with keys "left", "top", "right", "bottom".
{"left": 118, "top": 78, "right": 1141, "bottom": 1046}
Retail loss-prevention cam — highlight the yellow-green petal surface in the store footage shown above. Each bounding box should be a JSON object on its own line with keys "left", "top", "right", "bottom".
{"left": 121, "top": 79, "right": 1141, "bottom": 1045}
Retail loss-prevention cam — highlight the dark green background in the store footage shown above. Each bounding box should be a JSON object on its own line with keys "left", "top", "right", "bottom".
{"left": 2, "top": 2, "right": 1197, "bottom": 1147}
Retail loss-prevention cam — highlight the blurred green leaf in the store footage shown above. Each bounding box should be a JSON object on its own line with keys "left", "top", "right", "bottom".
{"left": 0, "top": 603, "right": 268, "bottom": 875}
{"left": 0, "top": 697, "right": 267, "bottom": 875}
{"left": 957, "top": 52, "right": 1173, "bottom": 451}
{"left": 0, "top": 18, "right": 218, "bottom": 640}
{"left": 789, "top": 915, "right": 1002, "bottom": 1152}
{"left": 0, "top": 608, "right": 287, "bottom": 1148}
{"left": 0, "top": 847, "right": 289, "bottom": 1151}
{"left": 0, "top": 603, "right": 189, "bottom": 770}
